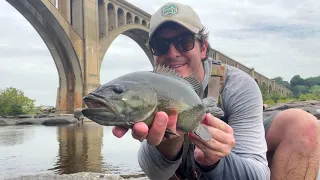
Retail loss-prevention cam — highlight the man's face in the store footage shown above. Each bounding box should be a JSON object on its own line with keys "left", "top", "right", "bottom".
{"left": 151, "top": 25, "right": 208, "bottom": 82}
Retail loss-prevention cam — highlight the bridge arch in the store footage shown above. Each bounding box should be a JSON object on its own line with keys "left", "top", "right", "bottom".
{"left": 99, "top": 24, "right": 153, "bottom": 67}
{"left": 6, "top": 0, "right": 83, "bottom": 114}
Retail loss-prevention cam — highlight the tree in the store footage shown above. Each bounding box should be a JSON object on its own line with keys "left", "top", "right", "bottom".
{"left": 290, "top": 75, "right": 305, "bottom": 87}
{"left": 292, "top": 85, "right": 309, "bottom": 98}
{"left": 305, "top": 76, "right": 320, "bottom": 87}
{"left": 272, "top": 76, "right": 291, "bottom": 89}
{"left": 0, "top": 87, "right": 36, "bottom": 116}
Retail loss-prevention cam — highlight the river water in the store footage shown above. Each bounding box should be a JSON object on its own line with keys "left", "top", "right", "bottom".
{"left": 0, "top": 122, "right": 144, "bottom": 179}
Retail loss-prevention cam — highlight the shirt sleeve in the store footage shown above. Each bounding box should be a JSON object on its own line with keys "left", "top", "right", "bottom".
{"left": 137, "top": 140, "right": 183, "bottom": 180}
{"left": 198, "top": 66, "right": 270, "bottom": 179}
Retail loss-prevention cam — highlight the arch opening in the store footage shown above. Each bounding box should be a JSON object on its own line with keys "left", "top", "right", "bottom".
{"left": 99, "top": 24, "right": 153, "bottom": 67}
{"left": 134, "top": 16, "right": 140, "bottom": 24}
{"left": 269, "top": 85, "right": 272, "bottom": 93}
{"left": 142, "top": 19, "right": 147, "bottom": 27}
{"left": 6, "top": 0, "right": 83, "bottom": 113}
{"left": 100, "top": 34, "right": 153, "bottom": 85}
{"left": 126, "top": 12, "right": 132, "bottom": 24}
{"left": 117, "top": 8, "right": 124, "bottom": 27}
{"left": 107, "top": 3, "right": 115, "bottom": 32}
{"left": 98, "top": 0, "right": 106, "bottom": 38}
{"left": 1, "top": 1, "right": 58, "bottom": 108}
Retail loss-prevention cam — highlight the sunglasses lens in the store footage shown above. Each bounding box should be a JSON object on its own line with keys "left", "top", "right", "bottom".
{"left": 150, "top": 38, "right": 169, "bottom": 56}
{"left": 174, "top": 34, "right": 194, "bottom": 52}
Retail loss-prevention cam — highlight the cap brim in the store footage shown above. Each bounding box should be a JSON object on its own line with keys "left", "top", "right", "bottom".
{"left": 149, "top": 19, "right": 200, "bottom": 40}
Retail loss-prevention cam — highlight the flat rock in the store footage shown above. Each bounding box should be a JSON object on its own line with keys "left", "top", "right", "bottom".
{"left": 16, "top": 116, "right": 78, "bottom": 126}
{"left": 264, "top": 100, "right": 320, "bottom": 119}
{"left": 6, "top": 172, "right": 148, "bottom": 180}
{"left": 0, "top": 118, "right": 19, "bottom": 126}
{"left": 42, "top": 117, "right": 78, "bottom": 126}
{"left": 0, "top": 116, "right": 78, "bottom": 126}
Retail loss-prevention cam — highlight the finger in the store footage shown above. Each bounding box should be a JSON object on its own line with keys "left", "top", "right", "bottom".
{"left": 131, "top": 122, "right": 149, "bottom": 141}
{"left": 193, "top": 147, "right": 221, "bottom": 166}
{"left": 192, "top": 137, "right": 228, "bottom": 158}
{"left": 112, "top": 126, "right": 129, "bottom": 138}
{"left": 203, "top": 113, "right": 233, "bottom": 133}
{"left": 189, "top": 132, "right": 231, "bottom": 155}
{"left": 147, "top": 111, "right": 168, "bottom": 146}
{"left": 166, "top": 108, "right": 178, "bottom": 132}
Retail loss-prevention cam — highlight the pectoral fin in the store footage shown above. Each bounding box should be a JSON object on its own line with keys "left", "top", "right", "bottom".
{"left": 164, "top": 128, "right": 180, "bottom": 139}
{"left": 193, "top": 124, "right": 212, "bottom": 141}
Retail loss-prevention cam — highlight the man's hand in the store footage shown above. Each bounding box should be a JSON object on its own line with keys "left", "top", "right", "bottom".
{"left": 189, "top": 113, "right": 236, "bottom": 167}
{"left": 112, "top": 110, "right": 185, "bottom": 160}
{"left": 112, "top": 110, "right": 182, "bottom": 146}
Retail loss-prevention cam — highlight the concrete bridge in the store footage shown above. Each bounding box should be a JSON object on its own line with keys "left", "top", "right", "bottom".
{"left": 5, "top": 0, "right": 291, "bottom": 114}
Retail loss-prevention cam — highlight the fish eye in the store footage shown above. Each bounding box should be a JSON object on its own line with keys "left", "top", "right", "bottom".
{"left": 112, "top": 85, "right": 124, "bottom": 94}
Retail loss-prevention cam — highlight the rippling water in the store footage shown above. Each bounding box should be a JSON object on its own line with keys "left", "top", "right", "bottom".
{"left": 0, "top": 122, "right": 144, "bottom": 179}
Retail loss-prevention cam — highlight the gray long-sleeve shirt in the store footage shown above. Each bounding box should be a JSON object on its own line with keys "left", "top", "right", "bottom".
{"left": 137, "top": 58, "right": 270, "bottom": 180}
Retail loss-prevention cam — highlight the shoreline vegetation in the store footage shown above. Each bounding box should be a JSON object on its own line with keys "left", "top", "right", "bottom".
{"left": 262, "top": 75, "right": 320, "bottom": 106}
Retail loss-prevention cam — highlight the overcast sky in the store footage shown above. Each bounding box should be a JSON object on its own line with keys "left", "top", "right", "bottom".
{"left": 0, "top": 0, "right": 319, "bottom": 106}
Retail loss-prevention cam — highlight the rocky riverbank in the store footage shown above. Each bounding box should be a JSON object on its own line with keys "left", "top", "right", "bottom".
{"left": 0, "top": 114, "right": 79, "bottom": 126}
{"left": 6, "top": 172, "right": 148, "bottom": 180}
{"left": 263, "top": 100, "right": 320, "bottom": 119}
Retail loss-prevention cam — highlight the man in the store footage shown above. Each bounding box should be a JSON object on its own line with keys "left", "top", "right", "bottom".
{"left": 112, "top": 2, "right": 320, "bottom": 180}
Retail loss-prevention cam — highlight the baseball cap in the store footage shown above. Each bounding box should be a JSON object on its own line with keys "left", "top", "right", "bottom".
{"left": 149, "top": 2, "right": 203, "bottom": 39}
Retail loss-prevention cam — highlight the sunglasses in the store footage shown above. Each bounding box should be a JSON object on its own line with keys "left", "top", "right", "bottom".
{"left": 149, "top": 33, "right": 201, "bottom": 56}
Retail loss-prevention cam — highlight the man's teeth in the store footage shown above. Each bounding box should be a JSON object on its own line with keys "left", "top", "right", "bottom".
{"left": 171, "top": 64, "right": 183, "bottom": 68}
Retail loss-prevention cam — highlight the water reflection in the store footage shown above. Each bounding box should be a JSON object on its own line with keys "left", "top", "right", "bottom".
{"left": 0, "top": 126, "right": 35, "bottom": 147}
{"left": 0, "top": 122, "right": 143, "bottom": 179}
{"left": 51, "top": 123, "right": 105, "bottom": 174}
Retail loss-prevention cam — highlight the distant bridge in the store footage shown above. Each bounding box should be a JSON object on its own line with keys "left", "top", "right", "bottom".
{"left": 209, "top": 50, "right": 291, "bottom": 96}
{"left": 5, "top": 0, "right": 290, "bottom": 114}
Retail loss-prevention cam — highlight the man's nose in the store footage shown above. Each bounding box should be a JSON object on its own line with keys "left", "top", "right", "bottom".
{"left": 166, "top": 43, "right": 180, "bottom": 58}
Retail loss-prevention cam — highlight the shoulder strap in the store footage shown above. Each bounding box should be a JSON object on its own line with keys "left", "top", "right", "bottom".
{"left": 208, "top": 60, "right": 227, "bottom": 108}
{"left": 170, "top": 60, "right": 228, "bottom": 180}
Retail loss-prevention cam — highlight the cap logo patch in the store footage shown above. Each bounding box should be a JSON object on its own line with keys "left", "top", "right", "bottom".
{"left": 162, "top": 4, "right": 178, "bottom": 16}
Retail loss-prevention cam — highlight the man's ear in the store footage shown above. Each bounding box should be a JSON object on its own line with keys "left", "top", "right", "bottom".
{"left": 200, "top": 40, "right": 208, "bottom": 60}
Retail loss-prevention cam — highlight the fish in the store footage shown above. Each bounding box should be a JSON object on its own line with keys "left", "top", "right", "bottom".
{"left": 81, "top": 65, "right": 212, "bottom": 141}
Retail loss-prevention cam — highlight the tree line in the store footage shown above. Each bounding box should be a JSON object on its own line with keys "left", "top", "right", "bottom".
{"left": 261, "top": 75, "right": 320, "bottom": 105}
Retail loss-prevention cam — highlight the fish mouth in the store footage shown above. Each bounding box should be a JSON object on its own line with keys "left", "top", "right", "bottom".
{"left": 82, "top": 93, "right": 116, "bottom": 114}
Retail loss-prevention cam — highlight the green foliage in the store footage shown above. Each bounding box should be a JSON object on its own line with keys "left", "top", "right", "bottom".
{"left": 309, "top": 85, "right": 320, "bottom": 94}
{"left": 262, "top": 75, "right": 320, "bottom": 106}
{"left": 0, "top": 87, "right": 36, "bottom": 116}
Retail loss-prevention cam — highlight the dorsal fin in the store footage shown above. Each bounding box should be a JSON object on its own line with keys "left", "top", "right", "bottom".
{"left": 153, "top": 65, "right": 203, "bottom": 97}
{"left": 153, "top": 65, "right": 183, "bottom": 79}
{"left": 184, "top": 76, "right": 203, "bottom": 97}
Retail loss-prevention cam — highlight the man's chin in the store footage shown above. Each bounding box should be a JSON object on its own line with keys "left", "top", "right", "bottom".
{"left": 170, "top": 65, "right": 191, "bottom": 77}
